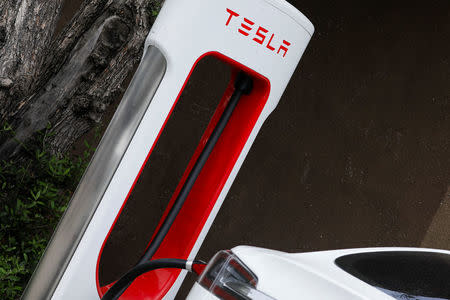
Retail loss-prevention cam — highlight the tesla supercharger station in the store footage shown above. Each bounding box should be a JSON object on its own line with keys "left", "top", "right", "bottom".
{"left": 22, "top": 0, "right": 314, "bottom": 299}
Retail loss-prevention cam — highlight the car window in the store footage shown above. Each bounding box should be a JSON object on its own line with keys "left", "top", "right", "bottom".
{"left": 335, "top": 251, "right": 450, "bottom": 300}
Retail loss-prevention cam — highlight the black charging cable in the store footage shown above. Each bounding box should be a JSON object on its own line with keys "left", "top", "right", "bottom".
{"left": 101, "top": 72, "right": 253, "bottom": 300}
{"left": 138, "top": 71, "right": 253, "bottom": 264}
{"left": 101, "top": 259, "right": 206, "bottom": 300}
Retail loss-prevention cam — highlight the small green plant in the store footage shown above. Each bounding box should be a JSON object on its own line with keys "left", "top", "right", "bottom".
{"left": 0, "top": 125, "right": 95, "bottom": 299}
{"left": 149, "top": 1, "right": 163, "bottom": 18}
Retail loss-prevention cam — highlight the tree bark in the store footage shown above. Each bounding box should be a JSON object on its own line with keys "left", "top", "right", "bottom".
{"left": 0, "top": 0, "right": 162, "bottom": 159}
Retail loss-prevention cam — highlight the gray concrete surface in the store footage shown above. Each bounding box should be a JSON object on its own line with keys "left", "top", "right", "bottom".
{"left": 84, "top": 0, "right": 450, "bottom": 297}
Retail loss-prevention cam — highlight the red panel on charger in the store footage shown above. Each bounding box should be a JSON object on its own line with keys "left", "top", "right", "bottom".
{"left": 97, "top": 52, "right": 271, "bottom": 299}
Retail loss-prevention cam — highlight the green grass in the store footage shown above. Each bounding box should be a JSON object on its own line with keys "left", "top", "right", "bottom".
{"left": 0, "top": 124, "right": 95, "bottom": 299}
{"left": 148, "top": 0, "right": 162, "bottom": 18}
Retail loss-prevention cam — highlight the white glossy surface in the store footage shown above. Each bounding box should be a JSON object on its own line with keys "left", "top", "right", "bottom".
{"left": 51, "top": 0, "right": 313, "bottom": 299}
{"left": 186, "top": 283, "right": 219, "bottom": 300}
{"left": 231, "top": 246, "right": 450, "bottom": 300}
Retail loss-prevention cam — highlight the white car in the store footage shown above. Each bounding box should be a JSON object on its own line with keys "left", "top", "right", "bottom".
{"left": 187, "top": 246, "right": 450, "bottom": 300}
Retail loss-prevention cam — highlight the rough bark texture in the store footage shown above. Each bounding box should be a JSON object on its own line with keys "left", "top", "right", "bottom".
{"left": 0, "top": 0, "right": 162, "bottom": 159}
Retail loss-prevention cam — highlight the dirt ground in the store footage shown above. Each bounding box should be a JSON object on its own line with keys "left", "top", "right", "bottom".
{"left": 60, "top": 0, "right": 450, "bottom": 298}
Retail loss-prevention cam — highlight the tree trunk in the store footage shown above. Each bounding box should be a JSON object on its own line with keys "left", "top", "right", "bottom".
{"left": 0, "top": 0, "right": 162, "bottom": 159}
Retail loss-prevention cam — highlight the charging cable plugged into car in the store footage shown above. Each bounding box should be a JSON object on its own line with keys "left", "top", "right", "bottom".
{"left": 102, "top": 73, "right": 253, "bottom": 300}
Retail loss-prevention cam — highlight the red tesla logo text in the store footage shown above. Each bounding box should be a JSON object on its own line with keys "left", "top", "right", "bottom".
{"left": 225, "top": 8, "right": 291, "bottom": 58}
